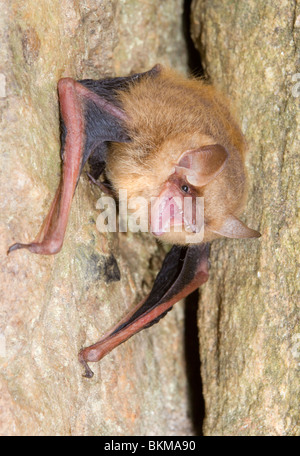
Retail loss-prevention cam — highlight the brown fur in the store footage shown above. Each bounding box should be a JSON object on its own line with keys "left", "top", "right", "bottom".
{"left": 106, "top": 67, "right": 257, "bottom": 244}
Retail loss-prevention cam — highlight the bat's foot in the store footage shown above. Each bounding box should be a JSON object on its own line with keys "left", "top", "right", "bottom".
{"left": 78, "top": 350, "right": 94, "bottom": 378}
{"left": 86, "top": 173, "right": 114, "bottom": 196}
{"left": 7, "top": 239, "right": 62, "bottom": 255}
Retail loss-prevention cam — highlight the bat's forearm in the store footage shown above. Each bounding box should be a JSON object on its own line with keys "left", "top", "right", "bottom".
{"left": 79, "top": 244, "right": 210, "bottom": 378}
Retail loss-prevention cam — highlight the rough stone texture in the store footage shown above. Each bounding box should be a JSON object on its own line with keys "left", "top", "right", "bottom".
{"left": 191, "top": 0, "right": 299, "bottom": 436}
{"left": 0, "top": 0, "right": 191, "bottom": 436}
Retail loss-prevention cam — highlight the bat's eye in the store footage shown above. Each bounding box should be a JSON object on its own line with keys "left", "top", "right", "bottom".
{"left": 181, "top": 184, "right": 189, "bottom": 193}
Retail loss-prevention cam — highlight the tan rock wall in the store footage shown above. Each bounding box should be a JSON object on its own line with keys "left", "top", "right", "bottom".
{"left": 0, "top": 0, "right": 190, "bottom": 436}
{"left": 191, "top": 0, "right": 299, "bottom": 436}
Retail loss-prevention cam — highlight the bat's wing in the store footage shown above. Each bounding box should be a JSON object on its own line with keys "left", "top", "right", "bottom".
{"left": 8, "top": 66, "right": 161, "bottom": 255}
{"left": 79, "top": 243, "right": 210, "bottom": 378}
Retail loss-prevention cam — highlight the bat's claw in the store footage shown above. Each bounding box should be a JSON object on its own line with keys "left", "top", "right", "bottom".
{"left": 7, "top": 242, "right": 28, "bottom": 255}
{"left": 86, "top": 172, "right": 114, "bottom": 196}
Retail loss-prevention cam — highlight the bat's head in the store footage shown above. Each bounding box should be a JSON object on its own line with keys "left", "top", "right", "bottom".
{"left": 146, "top": 132, "right": 261, "bottom": 245}
{"left": 107, "top": 67, "right": 261, "bottom": 245}
{"left": 108, "top": 131, "right": 260, "bottom": 245}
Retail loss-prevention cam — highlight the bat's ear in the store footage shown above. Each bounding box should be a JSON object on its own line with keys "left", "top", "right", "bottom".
{"left": 176, "top": 144, "right": 228, "bottom": 187}
{"left": 209, "top": 215, "right": 261, "bottom": 239}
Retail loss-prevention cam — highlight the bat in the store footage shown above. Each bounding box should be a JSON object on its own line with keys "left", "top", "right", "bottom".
{"left": 8, "top": 65, "right": 260, "bottom": 377}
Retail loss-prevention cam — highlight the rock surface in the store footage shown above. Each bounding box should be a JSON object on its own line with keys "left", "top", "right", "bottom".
{"left": 0, "top": 0, "right": 191, "bottom": 436}
{"left": 191, "top": 0, "right": 299, "bottom": 436}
